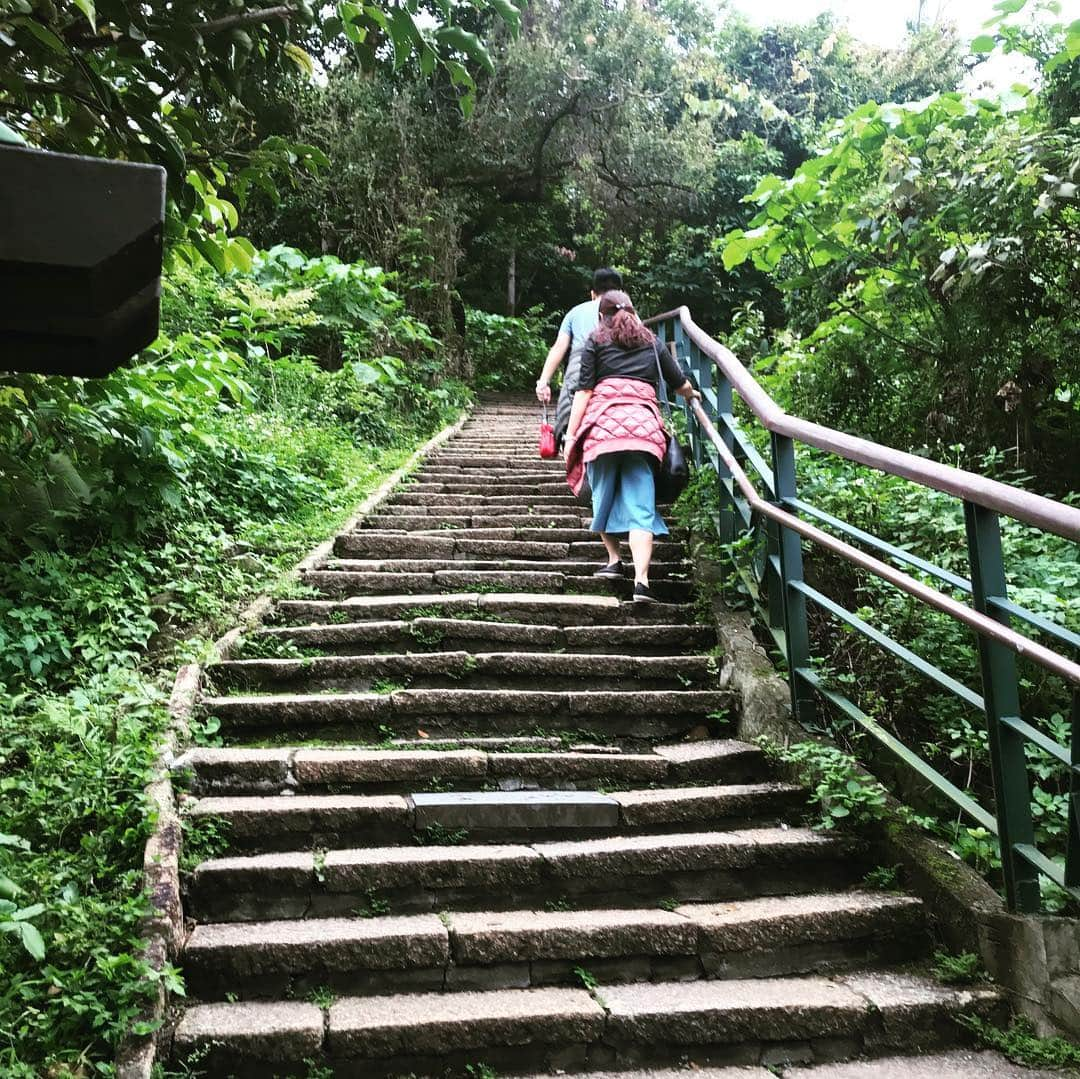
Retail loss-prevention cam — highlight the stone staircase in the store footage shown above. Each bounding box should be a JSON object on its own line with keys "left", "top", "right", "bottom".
{"left": 168, "top": 395, "right": 1003, "bottom": 1077}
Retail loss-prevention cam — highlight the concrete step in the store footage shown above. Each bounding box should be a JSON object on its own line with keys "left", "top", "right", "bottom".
{"left": 198, "top": 686, "right": 732, "bottom": 741}
{"left": 333, "top": 531, "right": 687, "bottom": 562}
{"left": 393, "top": 482, "right": 573, "bottom": 497}
{"left": 361, "top": 513, "right": 590, "bottom": 530}
{"left": 171, "top": 971, "right": 1001, "bottom": 1075}
{"left": 321, "top": 557, "right": 690, "bottom": 577}
{"left": 184, "top": 827, "right": 865, "bottom": 922}
{"left": 244, "top": 619, "right": 716, "bottom": 658}
{"left": 302, "top": 569, "right": 695, "bottom": 603}
{"left": 177, "top": 739, "right": 768, "bottom": 796}
{"left": 184, "top": 782, "right": 803, "bottom": 850}
{"left": 272, "top": 592, "right": 695, "bottom": 628}
{"left": 403, "top": 475, "right": 574, "bottom": 488}
{"left": 208, "top": 651, "right": 717, "bottom": 693}
{"left": 183, "top": 892, "right": 927, "bottom": 1000}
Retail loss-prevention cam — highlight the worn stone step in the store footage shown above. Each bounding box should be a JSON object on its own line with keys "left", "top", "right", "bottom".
{"left": 172, "top": 971, "right": 1000, "bottom": 1075}
{"left": 321, "top": 557, "right": 689, "bottom": 577}
{"left": 199, "top": 686, "right": 731, "bottom": 742}
{"left": 184, "top": 827, "right": 864, "bottom": 922}
{"left": 272, "top": 592, "right": 695, "bottom": 628}
{"left": 302, "top": 569, "right": 695, "bottom": 603}
{"left": 246, "top": 618, "right": 715, "bottom": 657}
{"left": 177, "top": 739, "right": 767, "bottom": 797}
{"left": 402, "top": 480, "right": 573, "bottom": 492}
{"left": 182, "top": 892, "right": 925, "bottom": 1000}
{"left": 333, "top": 531, "right": 687, "bottom": 562}
{"left": 208, "top": 652, "right": 716, "bottom": 693}
{"left": 395, "top": 482, "right": 572, "bottom": 497}
{"left": 362, "top": 513, "right": 590, "bottom": 530}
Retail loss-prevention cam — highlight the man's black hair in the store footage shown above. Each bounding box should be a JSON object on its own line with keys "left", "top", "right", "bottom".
{"left": 592, "top": 267, "right": 623, "bottom": 293}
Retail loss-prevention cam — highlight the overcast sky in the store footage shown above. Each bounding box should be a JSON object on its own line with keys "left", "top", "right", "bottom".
{"left": 729, "top": 0, "right": 1080, "bottom": 48}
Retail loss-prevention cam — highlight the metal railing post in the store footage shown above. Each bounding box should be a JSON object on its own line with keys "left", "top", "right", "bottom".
{"left": 964, "top": 501, "right": 1040, "bottom": 913}
{"left": 714, "top": 367, "right": 735, "bottom": 548}
{"left": 1068, "top": 689, "right": 1079, "bottom": 896}
{"left": 693, "top": 340, "right": 712, "bottom": 469}
{"left": 771, "top": 433, "right": 815, "bottom": 723}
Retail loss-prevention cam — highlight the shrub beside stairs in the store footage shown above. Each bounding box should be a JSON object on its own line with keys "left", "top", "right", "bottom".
{"left": 167, "top": 395, "right": 1004, "bottom": 1076}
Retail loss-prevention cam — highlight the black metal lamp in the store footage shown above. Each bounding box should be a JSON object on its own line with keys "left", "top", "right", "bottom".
{"left": 0, "top": 141, "right": 166, "bottom": 377}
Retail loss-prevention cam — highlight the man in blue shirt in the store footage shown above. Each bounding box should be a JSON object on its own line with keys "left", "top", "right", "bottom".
{"left": 535, "top": 267, "right": 623, "bottom": 444}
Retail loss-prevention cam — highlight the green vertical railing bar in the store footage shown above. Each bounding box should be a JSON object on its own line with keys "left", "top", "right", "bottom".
{"left": 1068, "top": 689, "right": 1079, "bottom": 893}
{"left": 964, "top": 501, "right": 1041, "bottom": 913}
{"left": 771, "top": 433, "right": 816, "bottom": 725}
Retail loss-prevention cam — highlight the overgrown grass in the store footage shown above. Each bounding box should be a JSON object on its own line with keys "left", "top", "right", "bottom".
{"left": 0, "top": 250, "right": 470, "bottom": 1074}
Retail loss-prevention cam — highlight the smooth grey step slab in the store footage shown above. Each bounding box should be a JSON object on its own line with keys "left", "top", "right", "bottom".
{"left": 327, "top": 985, "right": 605, "bottom": 1058}
{"left": 411, "top": 790, "right": 620, "bottom": 830}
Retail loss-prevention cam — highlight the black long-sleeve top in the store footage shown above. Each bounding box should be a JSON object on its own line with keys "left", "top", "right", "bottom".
{"left": 578, "top": 333, "right": 695, "bottom": 397}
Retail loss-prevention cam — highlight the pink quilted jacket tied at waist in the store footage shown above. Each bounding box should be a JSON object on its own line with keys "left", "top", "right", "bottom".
{"left": 565, "top": 377, "right": 667, "bottom": 496}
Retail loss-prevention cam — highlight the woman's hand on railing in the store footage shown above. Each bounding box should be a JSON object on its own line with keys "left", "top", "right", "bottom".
{"left": 676, "top": 382, "right": 701, "bottom": 401}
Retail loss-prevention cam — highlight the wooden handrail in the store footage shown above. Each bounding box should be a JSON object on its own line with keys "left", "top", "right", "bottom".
{"left": 688, "top": 399, "right": 1080, "bottom": 687}
{"left": 646, "top": 306, "right": 1080, "bottom": 542}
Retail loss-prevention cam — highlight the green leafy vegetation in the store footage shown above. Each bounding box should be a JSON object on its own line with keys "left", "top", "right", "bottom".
{"left": 0, "top": 0, "right": 523, "bottom": 268}
{"left": 862, "top": 865, "right": 902, "bottom": 892}
{"left": 757, "top": 738, "right": 891, "bottom": 831}
{"left": 959, "top": 1014, "right": 1080, "bottom": 1069}
{"left": 0, "top": 249, "right": 468, "bottom": 1072}
{"left": 931, "top": 950, "right": 987, "bottom": 986}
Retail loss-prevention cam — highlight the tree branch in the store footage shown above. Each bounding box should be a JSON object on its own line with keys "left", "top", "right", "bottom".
{"left": 66, "top": 5, "right": 298, "bottom": 50}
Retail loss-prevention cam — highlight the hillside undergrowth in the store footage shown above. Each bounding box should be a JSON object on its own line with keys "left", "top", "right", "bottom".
{"left": 0, "top": 249, "right": 469, "bottom": 1075}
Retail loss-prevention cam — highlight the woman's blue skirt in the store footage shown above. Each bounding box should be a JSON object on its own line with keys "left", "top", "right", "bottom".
{"left": 586, "top": 451, "right": 669, "bottom": 537}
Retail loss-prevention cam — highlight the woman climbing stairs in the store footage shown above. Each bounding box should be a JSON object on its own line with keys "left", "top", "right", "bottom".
{"left": 167, "top": 395, "right": 1003, "bottom": 1076}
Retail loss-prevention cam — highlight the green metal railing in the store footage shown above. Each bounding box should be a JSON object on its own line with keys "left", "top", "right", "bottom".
{"left": 646, "top": 306, "right": 1080, "bottom": 913}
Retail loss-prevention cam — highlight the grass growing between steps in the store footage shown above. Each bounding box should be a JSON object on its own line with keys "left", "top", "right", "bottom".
{"left": 0, "top": 261, "right": 470, "bottom": 1072}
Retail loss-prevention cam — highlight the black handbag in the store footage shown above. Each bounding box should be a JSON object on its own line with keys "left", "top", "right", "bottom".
{"left": 653, "top": 342, "right": 690, "bottom": 503}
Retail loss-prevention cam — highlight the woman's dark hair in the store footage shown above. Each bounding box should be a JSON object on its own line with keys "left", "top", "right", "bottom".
{"left": 592, "top": 290, "right": 655, "bottom": 350}
{"left": 592, "top": 266, "right": 623, "bottom": 293}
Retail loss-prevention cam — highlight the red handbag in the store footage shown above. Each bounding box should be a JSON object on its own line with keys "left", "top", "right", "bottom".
{"left": 538, "top": 404, "right": 557, "bottom": 458}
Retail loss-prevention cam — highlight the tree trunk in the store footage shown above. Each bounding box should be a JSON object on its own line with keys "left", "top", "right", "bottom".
{"left": 506, "top": 247, "right": 517, "bottom": 316}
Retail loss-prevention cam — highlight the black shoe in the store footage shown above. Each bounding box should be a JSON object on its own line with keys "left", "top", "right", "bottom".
{"left": 594, "top": 560, "right": 625, "bottom": 578}
{"left": 633, "top": 582, "right": 657, "bottom": 604}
